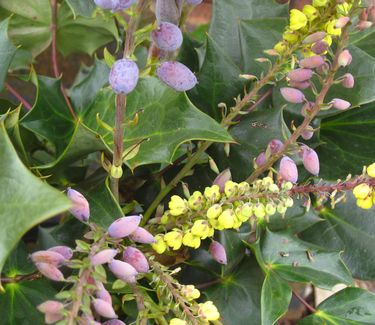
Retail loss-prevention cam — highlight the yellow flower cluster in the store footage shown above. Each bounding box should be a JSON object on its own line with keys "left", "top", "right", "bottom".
{"left": 152, "top": 178, "right": 295, "bottom": 254}
{"left": 353, "top": 163, "right": 375, "bottom": 210}
{"left": 274, "top": 0, "right": 355, "bottom": 56}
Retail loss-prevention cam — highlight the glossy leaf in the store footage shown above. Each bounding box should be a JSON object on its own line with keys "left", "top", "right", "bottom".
{"left": 0, "top": 18, "right": 16, "bottom": 90}
{"left": 66, "top": 0, "right": 96, "bottom": 17}
{"left": 0, "top": 121, "right": 71, "bottom": 281}
{"left": 260, "top": 229, "right": 353, "bottom": 289}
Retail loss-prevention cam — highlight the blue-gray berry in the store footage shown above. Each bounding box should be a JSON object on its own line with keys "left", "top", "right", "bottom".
{"left": 152, "top": 22, "right": 183, "bottom": 52}
{"left": 157, "top": 61, "right": 197, "bottom": 92}
{"left": 109, "top": 59, "right": 139, "bottom": 95}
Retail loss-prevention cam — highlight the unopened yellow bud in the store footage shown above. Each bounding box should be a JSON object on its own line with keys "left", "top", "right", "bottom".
{"left": 207, "top": 204, "right": 222, "bottom": 219}
{"left": 367, "top": 163, "right": 375, "bottom": 178}
{"left": 224, "top": 181, "right": 238, "bottom": 198}
{"left": 218, "top": 210, "right": 235, "bottom": 229}
{"left": 274, "top": 41, "right": 287, "bottom": 54}
{"left": 191, "top": 220, "right": 211, "bottom": 239}
{"left": 282, "top": 182, "right": 293, "bottom": 191}
{"left": 262, "top": 177, "right": 274, "bottom": 187}
{"left": 353, "top": 184, "right": 372, "bottom": 199}
{"left": 337, "top": 2, "right": 351, "bottom": 15}
{"left": 182, "top": 232, "right": 201, "bottom": 249}
{"left": 285, "top": 197, "right": 294, "bottom": 208}
{"left": 265, "top": 203, "right": 276, "bottom": 216}
{"left": 269, "top": 184, "right": 280, "bottom": 193}
{"left": 323, "top": 35, "right": 332, "bottom": 46}
{"left": 161, "top": 213, "right": 170, "bottom": 225}
{"left": 152, "top": 235, "right": 167, "bottom": 254}
{"left": 290, "top": 9, "right": 308, "bottom": 30}
{"left": 204, "top": 185, "right": 221, "bottom": 203}
{"left": 357, "top": 197, "right": 373, "bottom": 210}
{"left": 238, "top": 182, "right": 250, "bottom": 195}
{"left": 254, "top": 203, "right": 266, "bottom": 220}
{"left": 198, "top": 301, "right": 220, "bottom": 321}
{"left": 164, "top": 230, "right": 183, "bottom": 250}
{"left": 302, "top": 5, "right": 318, "bottom": 21}
{"left": 277, "top": 203, "right": 287, "bottom": 214}
{"left": 170, "top": 319, "right": 187, "bottom": 325}
{"left": 188, "top": 191, "right": 205, "bottom": 211}
{"left": 169, "top": 195, "right": 188, "bottom": 216}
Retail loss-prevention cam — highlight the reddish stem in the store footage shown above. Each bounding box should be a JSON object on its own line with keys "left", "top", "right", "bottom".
{"left": 293, "top": 290, "right": 317, "bottom": 314}
{"left": 5, "top": 83, "right": 32, "bottom": 110}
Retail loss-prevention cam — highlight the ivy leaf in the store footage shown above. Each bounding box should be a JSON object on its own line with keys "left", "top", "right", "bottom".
{"left": 300, "top": 194, "right": 375, "bottom": 280}
{"left": 84, "top": 77, "right": 233, "bottom": 169}
{"left": 0, "top": 121, "right": 71, "bottom": 283}
{"left": 66, "top": 0, "right": 96, "bottom": 18}
{"left": 299, "top": 288, "right": 375, "bottom": 325}
{"left": 261, "top": 271, "right": 292, "bottom": 325}
{"left": 260, "top": 229, "right": 353, "bottom": 289}
{"left": 0, "top": 18, "right": 17, "bottom": 91}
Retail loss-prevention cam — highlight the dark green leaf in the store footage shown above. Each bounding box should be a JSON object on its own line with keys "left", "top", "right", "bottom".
{"left": 351, "top": 28, "right": 375, "bottom": 58}
{"left": 261, "top": 271, "right": 291, "bottom": 325}
{"left": 66, "top": 0, "right": 96, "bottom": 17}
{"left": 260, "top": 229, "right": 352, "bottom": 289}
{"left": 3, "top": 242, "right": 35, "bottom": 277}
{"left": 0, "top": 18, "right": 17, "bottom": 90}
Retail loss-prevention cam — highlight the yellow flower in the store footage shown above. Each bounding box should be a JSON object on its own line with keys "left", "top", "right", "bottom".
{"left": 326, "top": 20, "right": 341, "bottom": 36}
{"left": 302, "top": 5, "right": 318, "bottom": 21}
{"left": 218, "top": 210, "right": 235, "bottom": 229}
{"left": 285, "top": 197, "right": 294, "bottom": 208}
{"left": 207, "top": 204, "right": 222, "bottom": 219}
{"left": 265, "top": 203, "right": 276, "bottom": 216}
{"left": 357, "top": 197, "right": 373, "bottom": 210}
{"left": 181, "top": 285, "right": 201, "bottom": 301}
{"left": 235, "top": 203, "right": 253, "bottom": 222}
{"left": 238, "top": 181, "right": 250, "bottom": 195}
{"left": 283, "top": 30, "right": 299, "bottom": 44}
{"left": 313, "top": 0, "right": 328, "bottom": 6}
{"left": 269, "top": 184, "right": 279, "bottom": 193}
{"left": 274, "top": 41, "right": 287, "bottom": 54}
{"left": 232, "top": 215, "right": 242, "bottom": 229}
{"left": 161, "top": 212, "right": 170, "bottom": 225}
{"left": 191, "top": 220, "right": 211, "bottom": 239}
{"left": 373, "top": 192, "right": 375, "bottom": 204}
{"left": 198, "top": 301, "right": 220, "bottom": 321}
{"left": 262, "top": 177, "right": 274, "bottom": 187}
{"left": 254, "top": 203, "right": 266, "bottom": 220}
{"left": 277, "top": 202, "right": 287, "bottom": 214}
{"left": 152, "top": 235, "right": 167, "bottom": 254}
{"left": 204, "top": 185, "right": 221, "bottom": 203}
{"left": 367, "top": 163, "right": 375, "bottom": 178}
{"left": 188, "top": 191, "right": 205, "bottom": 211}
{"left": 164, "top": 230, "right": 183, "bottom": 250}
{"left": 353, "top": 184, "right": 372, "bottom": 199}
{"left": 169, "top": 319, "right": 187, "bottom": 325}
{"left": 301, "top": 46, "right": 316, "bottom": 58}
{"left": 224, "top": 181, "right": 238, "bottom": 198}
{"left": 182, "top": 231, "right": 201, "bottom": 249}
{"left": 290, "top": 9, "right": 308, "bottom": 30}
{"left": 323, "top": 34, "right": 332, "bottom": 46}
{"left": 169, "top": 195, "right": 188, "bottom": 216}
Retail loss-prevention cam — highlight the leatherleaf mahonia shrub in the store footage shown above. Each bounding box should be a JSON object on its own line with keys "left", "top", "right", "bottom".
{"left": 2, "top": 0, "right": 375, "bottom": 324}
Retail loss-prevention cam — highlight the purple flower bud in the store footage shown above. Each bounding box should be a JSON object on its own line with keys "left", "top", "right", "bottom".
{"left": 213, "top": 169, "right": 232, "bottom": 193}
{"left": 81, "top": 315, "right": 101, "bottom": 325}
{"left": 311, "top": 41, "right": 328, "bottom": 55}
{"left": 301, "top": 147, "right": 320, "bottom": 175}
{"left": 67, "top": 188, "right": 90, "bottom": 222}
{"left": 47, "top": 246, "right": 73, "bottom": 260}
{"left": 357, "top": 20, "right": 373, "bottom": 30}
{"left": 255, "top": 152, "right": 266, "bottom": 167}
{"left": 341, "top": 73, "right": 354, "bottom": 88}
{"left": 109, "top": 259, "right": 138, "bottom": 283}
{"left": 287, "top": 68, "right": 313, "bottom": 82}
{"left": 94, "top": 0, "right": 113, "bottom": 9}
{"left": 209, "top": 241, "right": 227, "bottom": 265}
{"left": 338, "top": 49, "right": 352, "bottom": 67}
{"left": 122, "top": 247, "right": 149, "bottom": 273}
{"left": 301, "top": 102, "right": 314, "bottom": 117}
{"left": 331, "top": 98, "right": 351, "bottom": 110}
{"left": 35, "top": 263, "right": 64, "bottom": 282}
{"left": 31, "top": 251, "right": 66, "bottom": 266}
{"left": 92, "top": 298, "right": 118, "bottom": 319}
{"left": 97, "top": 282, "right": 112, "bottom": 304}
{"left": 103, "top": 320, "right": 126, "bottom": 325}
{"left": 289, "top": 80, "right": 311, "bottom": 90}
{"left": 335, "top": 16, "right": 350, "bottom": 28}
{"left": 302, "top": 31, "right": 327, "bottom": 44}
{"left": 299, "top": 55, "right": 325, "bottom": 69}
{"left": 129, "top": 227, "right": 156, "bottom": 244}
{"left": 316, "top": 62, "right": 330, "bottom": 75}
{"left": 280, "top": 87, "right": 305, "bottom": 104}
{"left": 186, "top": 0, "right": 203, "bottom": 4}
{"left": 91, "top": 249, "right": 118, "bottom": 266}
{"left": 45, "top": 313, "right": 64, "bottom": 324}
{"left": 152, "top": 22, "right": 183, "bottom": 52}
{"left": 279, "top": 156, "right": 298, "bottom": 183}
{"left": 111, "top": 0, "right": 136, "bottom": 12}
{"left": 108, "top": 215, "right": 141, "bottom": 238}
{"left": 267, "top": 139, "right": 283, "bottom": 155}
{"left": 157, "top": 61, "right": 198, "bottom": 92}
{"left": 301, "top": 126, "right": 314, "bottom": 140}
{"left": 37, "top": 300, "right": 64, "bottom": 314}
{"left": 109, "top": 59, "right": 139, "bottom": 95}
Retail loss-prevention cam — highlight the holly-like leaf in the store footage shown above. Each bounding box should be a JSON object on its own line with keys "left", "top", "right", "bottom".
{"left": 0, "top": 18, "right": 17, "bottom": 90}
{"left": 300, "top": 194, "right": 375, "bottom": 280}
{"left": 84, "top": 77, "right": 233, "bottom": 169}
{"left": 261, "top": 271, "right": 292, "bottom": 325}
{"left": 260, "top": 229, "right": 353, "bottom": 289}
{"left": 299, "top": 287, "right": 375, "bottom": 325}
{"left": 66, "top": 0, "right": 96, "bottom": 18}
{"left": 0, "top": 121, "right": 71, "bottom": 282}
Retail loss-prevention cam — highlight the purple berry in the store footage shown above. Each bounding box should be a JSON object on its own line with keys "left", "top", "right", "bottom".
{"left": 155, "top": 0, "right": 182, "bottom": 25}
{"left": 152, "top": 22, "right": 183, "bottom": 52}
{"left": 280, "top": 87, "right": 305, "bottom": 104}
{"left": 279, "top": 156, "right": 298, "bottom": 183}
{"left": 94, "top": 0, "right": 113, "bottom": 9}
{"left": 209, "top": 241, "right": 227, "bottom": 265}
{"left": 67, "top": 188, "right": 90, "bottom": 222}
{"left": 157, "top": 61, "right": 197, "bottom": 92}
{"left": 129, "top": 227, "right": 156, "bottom": 244}
{"left": 122, "top": 247, "right": 149, "bottom": 273}
{"left": 108, "top": 215, "right": 141, "bottom": 238}
{"left": 109, "top": 59, "right": 139, "bottom": 95}
{"left": 301, "top": 147, "right": 320, "bottom": 175}
{"left": 287, "top": 68, "right": 313, "bottom": 82}
{"left": 111, "top": 0, "right": 136, "bottom": 12}
{"left": 93, "top": 298, "right": 118, "bottom": 319}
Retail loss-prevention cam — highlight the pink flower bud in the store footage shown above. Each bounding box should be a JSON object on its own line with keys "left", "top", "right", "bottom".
{"left": 92, "top": 298, "right": 118, "bottom": 319}
{"left": 287, "top": 68, "right": 313, "bottom": 82}
{"left": 31, "top": 251, "right": 66, "bottom": 266}
{"left": 357, "top": 20, "right": 373, "bottom": 30}
{"left": 67, "top": 188, "right": 90, "bottom": 222}
{"left": 301, "top": 102, "right": 314, "bottom": 117}
{"left": 37, "top": 300, "right": 64, "bottom": 314}
{"left": 255, "top": 152, "right": 266, "bottom": 167}
{"left": 45, "top": 313, "right": 64, "bottom": 324}
{"left": 80, "top": 314, "right": 102, "bottom": 325}
{"left": 213, "top": 169, "right": 232, "bottom": 192}
{"left": 279, "top": 156, "right": 298, "bottom": 183}
{"left": 268, "top": 139, "right": 283, "bottom": 154}
{"left": 301, "top": 126, "right": 314, "bottom": 140}
{"left": 289, "top": 80, "right": 311, "bottom": 90}
{"left": 108, "top": 215, "right": 142, "bottom": 238}
{"left": 109, "top": 259, "right": 138, "bottom": 283}
{"left": 303, "top": 31, "right": 327, "bottom": 44}
{"left": 103, "top": 320, "right": 126, "bottom": 325}
{"left": 370, "top": 7, "right": 375, "bottom": 22}
{"left": 280, "top": 87, "right": 305, "bottom": 104}
{"left": 35, "top": 262, "right": 64, "bottom": 282}
{"left": 47, "top": 246, "right": 73, "bottom": 260}
{"left": 338, "top": 49, "right": 352, "bottom": 67}
{"left": 97, "top": 282, "right": 112, "bottom": 304}
{"left": 299, "top": 55, "right": 325, "bottom": 69}
{"left": 301, "top": 147, "right": 320, "bottom": 175}
{"left": 332, "top": 98, "right": 351, "bottom": 110}
{"left": 311, "top": 41, "right": 328, "bottom": 55}
{"left": 129, "top": 227, "right": 156, "bottom": 244}
{"left": 209, "top": 241, "right": 227, "bottom": 265}
{"left": 122, "top": 247, "right": 149, "bottom": 273}
{"left": 341, "top": 73, "right": 355, "bottom": 89}
{"left": 90, "top": 249, "right": 118, "bottom": 266}
{"left": 316, "top": 62, "right": 330, "bottom": 75}
{"left": 335, "top": 16, "right": 350, "bottom": 28}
